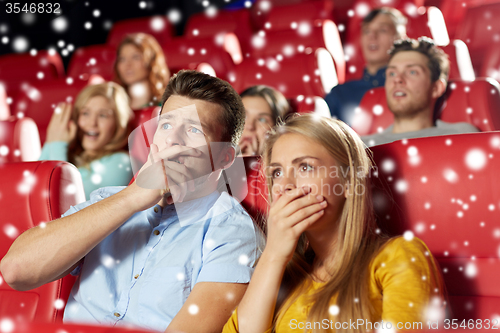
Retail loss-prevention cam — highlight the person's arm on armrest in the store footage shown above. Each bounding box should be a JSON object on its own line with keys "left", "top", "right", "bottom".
{"left": 167, "top": 282, "right": 247, "bottom": 333}
{"left": 0, "top": 181, "right": 162, "bottom": 291}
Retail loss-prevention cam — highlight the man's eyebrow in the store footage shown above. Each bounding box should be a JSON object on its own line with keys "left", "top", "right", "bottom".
{"left": 387, "top": 64, "right": 426, "bottom": 70}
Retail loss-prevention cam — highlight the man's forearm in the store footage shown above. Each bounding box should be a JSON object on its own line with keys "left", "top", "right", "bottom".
{"left": 0, "top": 185, "right": 144, "bottom": 291}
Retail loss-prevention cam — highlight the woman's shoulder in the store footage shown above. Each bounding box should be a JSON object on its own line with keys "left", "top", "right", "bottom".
{"left": 371, "top": 236, "right": 433, "bottom": 270}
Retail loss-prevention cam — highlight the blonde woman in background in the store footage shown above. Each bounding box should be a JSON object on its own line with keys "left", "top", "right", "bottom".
{"left": 224, "top": 114, "right": 446, "bottom": 333}
{"left": 40, "top": 82, "right": 134, "bottom": 199}
{"left": 114, "top": 33, "right": 170, "bottom": 109}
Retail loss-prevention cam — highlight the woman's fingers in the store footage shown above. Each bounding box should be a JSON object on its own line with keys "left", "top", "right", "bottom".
{"left": 68, "top": 120, "right": 77, "bottom": 141}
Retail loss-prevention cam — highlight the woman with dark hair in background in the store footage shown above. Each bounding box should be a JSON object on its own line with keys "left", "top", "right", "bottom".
{"left": 239, "top": 85, "right": 290, "bottom": 156}
{"left": 40, "top": 82, "right": 134, "bottom": 199}
{"left": 114, "top": 33, "right": 170, "bottom": 109}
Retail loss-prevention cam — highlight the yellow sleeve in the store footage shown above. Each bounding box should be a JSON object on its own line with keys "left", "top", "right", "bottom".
{"left": 370, "top": 236, "right": 445, "bottom": 329}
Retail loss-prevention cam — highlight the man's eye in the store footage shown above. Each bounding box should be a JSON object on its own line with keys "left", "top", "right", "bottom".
{"left": 388, "top": 71, "right": 396, "bottom": 77}
{"left": 161, "top": 123, "right": 172, "bottom": 130}
{"left": 190, "top": 127, "right": 204, "bottom": 134}
{"left": 409, "top": 70, "right": 417, "bottom": 75}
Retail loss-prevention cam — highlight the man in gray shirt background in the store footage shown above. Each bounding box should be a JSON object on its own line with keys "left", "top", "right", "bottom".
{"left": 362, "top": 37, "right": 478, "bottom": 147}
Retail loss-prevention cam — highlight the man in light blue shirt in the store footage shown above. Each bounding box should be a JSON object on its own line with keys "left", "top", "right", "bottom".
{"left": 1, "top": 70, "right": 264, "bottom": 333}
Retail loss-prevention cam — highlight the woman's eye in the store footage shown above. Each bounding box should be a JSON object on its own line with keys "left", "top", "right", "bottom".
{"left": 99, "top": 114, "right": 110, "bottom": 119}
{"left": 409, "top": 70, "right": 417, "bottom": 75}
{"left": 300, "top": 164, "right": 313, "bottom": 172}
{"left": 258, "top": 117, "right": 269, "bottom": 124}
{"left": 271, "top": 169, "right": 282, "bottom": 179}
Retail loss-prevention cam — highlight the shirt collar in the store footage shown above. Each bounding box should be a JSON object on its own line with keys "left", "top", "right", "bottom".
{"left": 146, "top": 191, "right": 221, "bottom": 228}
{"left": 363, "top": 66, "right": 387, "bottom": 80}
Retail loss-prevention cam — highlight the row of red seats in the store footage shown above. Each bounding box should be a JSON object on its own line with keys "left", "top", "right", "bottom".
{"left": 2, "top": 130, "right": 499, "bottom": 325}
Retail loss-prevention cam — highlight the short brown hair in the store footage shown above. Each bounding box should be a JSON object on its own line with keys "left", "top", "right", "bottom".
{"left": 362, "top": 7, "right": 407, "bottom": 39}
{"left": 114, "top": 33, "right": 170, "bottom": 103}
{"left": 161, "top": 70, "right": 245, "bottom": 147}
{"left": 240, "top": 85, "right": 290, "bottom": 125}
{"left": 389, "top": 37, "right": 450, "bottom": 83}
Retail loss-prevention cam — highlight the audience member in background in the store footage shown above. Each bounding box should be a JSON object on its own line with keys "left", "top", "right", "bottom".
{"left": 114, "top": 33, "right": 170, "bottom": 110}
{"left": 40, "top": 82, "right": 134, "bottom": 199}
{"left": 239, "top": 85, "right": 290, "bottom": 156}
{"left": 223, "top": 114, "right": 446, "bottom": 333}
{"left": 362, "top": 38, "right": 478, "bottom": 147}
{"left": 325, "top": 7, "right": 407, "bottom": 125}
{"left": 2, "top": 70, "right": 263, "bottom": 333}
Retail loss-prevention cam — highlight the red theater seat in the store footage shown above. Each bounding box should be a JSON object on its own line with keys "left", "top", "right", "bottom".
{"left": 12, "top": 77, "right": 100, "bottom": 144}
{"left": 480, "top": 44, "right": 500, "bottom": 82}
{"left": 128, "top": 106, "right": 161, "bottom": 175}
{"left": 0, "top": 161, "right": 85, "bottom": 322}
{"left": 345, "top": 5, "right": 449, "bottom": 81}
{"left": 441, "top": 40, "right": 475, "bottom": 81}
{"left": 455, "top": 3, "right": 500, "bottom": 75}
{"left": 370, "top": 131, "right": 500, "bottom": 320}
{"left": 352, "top": 78, "right": 500, "bottom": 135}
{"left": 0, "top": 51, "right": 65, "bottom": 102}
{"left": 107, "top": 16, "right": 174, "bottom": 48}
{"left": 231, "top": 48, "right": 337, "bottom": 99}
{"left": 67, "top": 44, "right": 116, "bottom": 81}
{"left": 163, "top": 36, "right": 236, "bottom": 81}
{"left": 0, "top": 84, "right": 10, "bottom": 121}
{"left": 249, "top": 19, "right": 345, "bottom": 84}
{"left": 0, "top": 116, "right": 41, "bottom": 163}
{"left": 184, "top": 9, "right": 253, "bottom": 57}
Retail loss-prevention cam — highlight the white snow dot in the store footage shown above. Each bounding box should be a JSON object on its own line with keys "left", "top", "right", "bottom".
{"left": 13, "top": 36, "right": 29, "bottom": 53}
{"left": 480, "top": 222, "right": 485, "bottom": 227}
{"left": 443, "top": 168, "right": 459, "bottom": 183}
{"left": 470, "top": 195, "right": 476, "bottom": 201}
{"left": 463, "top": 204, "right": 469, "bottom": 210}
{"left": 303, "top": 75, "right": 310, "bottom": 82}
{"left": 61, "top": 49, "right": 68, "bottom": 57}
{"left": 348, "top": 65, "right": 356, "bottom": 73}
{"left": 91, "top": 174, "right": 102, "bottom": 184}
{"left": 403, "top": 230, "right": 414, "bottom": 241}
{"left": 256, "top": 73, "right": 262, "bottom": 79}
{"left": 464, "top": 241, "right": 469, "bottom": 246}
{"left": 421, "top": 176, "right": 428, "bottom": 183}
{"left": 465, "top": 148, "right": 487, "bottom": 171}
{"left": 4, "top": 224, "right": 19, "bottom": 239}
{"left": 251, "top": 35, "right": 266, "bottom": 49}
{"left": 205, "top": 238, "right": 215, "bottom": 250}
{"left": 415, "top": 223, "right": 425, "bottom": 234}
{"left": 176, "top": 272, "right": 185, "bottom": 281}
{"left": 66, "top": 184, "right": 77, "bottom": 195}
{"left": 37, "top": 72, "right": 44, "bottom": 79}
{"left": 101, "top": 255, "right": 115, "bottom": 268}
{"left": 373, "top": 104, "right": 383, "bottom": 116}
{"left": 57, "top": 40, "right": 65, "bottom": 48}
{"left": 424, "top": 202, "right": 431, "bottom": 209}
{"left": 67, "top": 44, "right": 74, "bottom": 51}
{"left": 52, "top": 16, "right": 69, "bottom": 32}
{"left": 244, "top": 1, "right": 252, "bottom": 8}
{"left": 395, "top": 180, "right": 408, "bottom": 193}
{"left": 297, "top": 22, "right": 312, "bottom": 36}
{"left": 338, "top": 24, "right": 345, "bottom": 32}
{"left": 407, "top": 146, "right": 418, "bottom": 156}
{"left": 139, "top": 1, "right": 146, "bottom": 9}
{"left": 84, "top": 22, "right": 92, "bottom": 30}
{"left": 430, "top": 224, "right": 436, "bottom": 230}
{"left": 39, "top": 222, "right": 47, "bottom": 229}
{"left": 188, "top": 304, "right": 199, "bottom": 315}
{"left": 457, "top": 211, "right": 463, "bottom": 218}
{"left": 66, "top": 77, "right": 73, "bottom": 85}
{"left": 465, "top": 263, "right": 477, "bottom": 278}
{"left": 381, "top": 159, "right": 395, "bottom": 173}
{"left": 54, "top": 299, "right": 65, "bottom": 309}
{"left": 167, "top": 9, "right": 182, "bottom": 24}
{"left": 89, "top": 58, "right": 96, "bottom": 65}
{"left": 488, "top": 204, "right": 495, "bottom": 211}
{"left": 0, "top": 319, "right": 15, "bottom": 333}
{"left": 206, "top": 6, "right": 217, "bottom": 18}
{"left": 93, "top": 9, "right": 100, "bottom": 17}
{"left": 239, "top": 254, "right": 249, "bottom": 265}
{"left": 0, "top": 145, "right": 9, "bottom": 156}
{"left": 445, "top": 139, "right": 452, "bottom": 146}
{"left": 329, "top": 305, "right": 340, "bottom": 315}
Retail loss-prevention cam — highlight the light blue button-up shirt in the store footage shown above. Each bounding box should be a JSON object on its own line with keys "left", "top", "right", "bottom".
{"left": 62, "top": 186, "right": 264, "bottom": 332}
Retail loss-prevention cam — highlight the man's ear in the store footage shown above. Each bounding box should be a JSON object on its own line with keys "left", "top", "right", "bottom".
{"left": 216, "top": 146, "right": 236, "bottom": 170}
{"left": 431, "top": 78, "right": 447, "bottom": 99}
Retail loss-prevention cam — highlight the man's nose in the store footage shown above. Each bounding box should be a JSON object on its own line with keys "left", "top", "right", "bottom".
{"left": 165, "top": 127, "right": 185, "bottom": 147}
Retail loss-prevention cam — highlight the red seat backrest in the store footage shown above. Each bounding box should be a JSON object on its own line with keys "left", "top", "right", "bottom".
{"left": 249, "top": 20, "right": 345, "bottom": 84}
{"left": 0, "top": 51, "right": 65, "bottom": 101}
{"left": 0, "top": 116, "right": 41, "bottom": 163}
{"left": 106, "top": 16, "right": 174, "bottom": 48}
{"left": 12, "top": 77, "right": 94, "bottom": 144}
{"left": 128, "top": 106, "right": 161, "bottom": 175}
{"left": 184, "top": 9, "right": 254, "bottom": 56}
{"left": 232, "top": 49, "right": 337, "bottom": 98}
{"left": 480, "top": 43, "right": 500, "bottom": 81}
{"left": 0, "top": 84, "right": 10, "bottom": 121}
{"left": 440, "top": 39, "right": 475, "bottom": 81}
{"left": 67, "top": 44, "right": 116, "bottom": 81}
{"left": 163, "top": 36, "right": 236, "bottom": 81}
{"left": 0, "top": 161, "right": 85, "bottom": 323}
{"left": 352, "top": 78, "right": 500, "bottom": 135}
{"left": 455, "top": 3, "right": 500, "bottom": 72}
{"left": 3, "top": 320, "right": 157, "bottom": 332}
{"left": 370, "top": 132, "right": 500, "bottom": 320}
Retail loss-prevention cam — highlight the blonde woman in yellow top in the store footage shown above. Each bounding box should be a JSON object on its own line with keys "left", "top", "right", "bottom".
{"left": 223, "top": 114, "right": 446, "bottom": 333}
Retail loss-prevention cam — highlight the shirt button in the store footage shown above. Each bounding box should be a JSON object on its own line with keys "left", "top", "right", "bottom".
{"left": 153, "top": 230, "right": 160, "bottom": 236}
{"left": 134, "top": 274, "right": 139, "bottom": 279}
{"left": 114, "top": 312, "right": 121, "bottom": 317}
{"left": 154, "top": 207, "right": 159, "bottom": 213}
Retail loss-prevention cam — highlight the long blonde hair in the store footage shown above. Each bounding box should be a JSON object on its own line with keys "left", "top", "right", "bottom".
{"left": 263, "top": 114, "right": 388, "bottom": 333}
{"left": 68, "top": 82, "right": 133, "bottom": 167}
{"left": 113, "top": 33, "right": 170, "bottom": 104}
